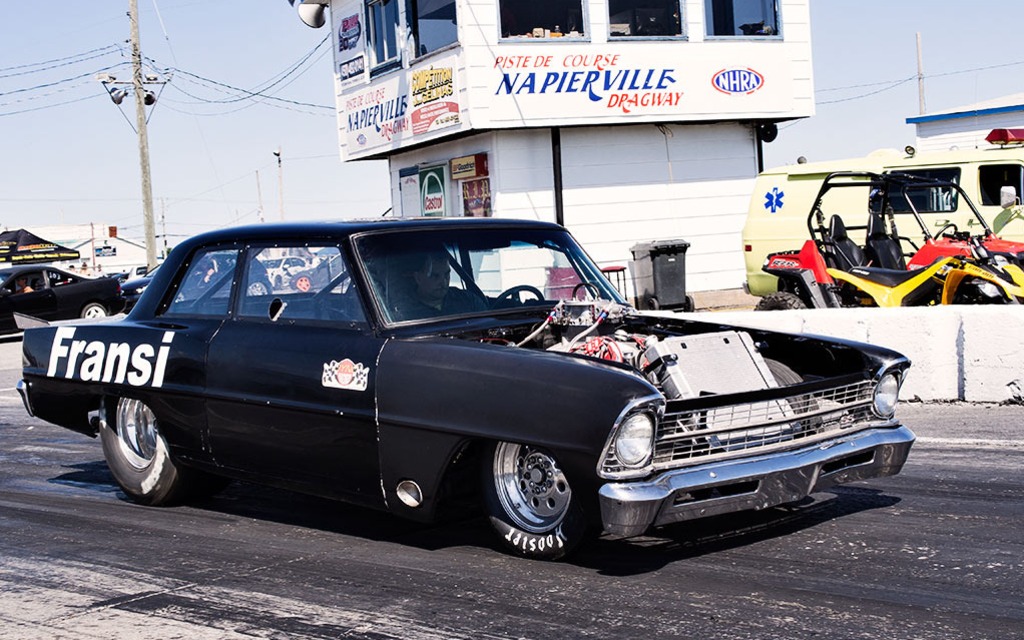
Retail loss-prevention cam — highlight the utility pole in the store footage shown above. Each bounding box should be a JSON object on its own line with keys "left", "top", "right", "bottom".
{"left": 916, "top": 32, "right": 926, "bottom": 115}
{"left": 160, "top": 198, "right": 168, "bottom": 259}
{"left": 255, "top": 170, "right": 265, "bottom": 223}
{"left": 129, "top": 0, "right": 158, "bottom": 269}
{"left": 274, "top": 147, "right": 284, "bottom": 221}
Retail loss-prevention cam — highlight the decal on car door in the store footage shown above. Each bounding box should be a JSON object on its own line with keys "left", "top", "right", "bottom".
{"left": 322, "top": 358, "right": 369, "bottom": 391}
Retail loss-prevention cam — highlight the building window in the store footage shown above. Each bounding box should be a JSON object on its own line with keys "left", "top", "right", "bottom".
{"left": 705, "top": 0, "right": 778, "bottom": 37}
{"left": 414, "top": 0, "right": 458, "bottom": 56}
{"left": 500, "top": 0, "right": 585, "bottom": 39}
{"left": 366, "top": 0, "right": 400, "bottom": 68}
{"left": 609, "top": 1, "right": 682, "bottom": 37}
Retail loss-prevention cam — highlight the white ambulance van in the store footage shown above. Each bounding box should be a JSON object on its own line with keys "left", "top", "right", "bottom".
{"left": 742, "top": 132, "right": 1024, "bottom": 296}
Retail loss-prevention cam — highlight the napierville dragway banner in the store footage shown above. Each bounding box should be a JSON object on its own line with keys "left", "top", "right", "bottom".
{"left": 344, "top": 55, "right": 461, "bottom": 155}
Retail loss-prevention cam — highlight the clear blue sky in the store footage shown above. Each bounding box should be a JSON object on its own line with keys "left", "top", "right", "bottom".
{"left": 1, "top": 1, "right": 1022, "bottom": 247}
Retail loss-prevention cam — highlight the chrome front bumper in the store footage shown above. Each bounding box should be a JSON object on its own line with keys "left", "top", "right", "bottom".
{"left": 598, "top": 425, "right": 915, "bottom": 538}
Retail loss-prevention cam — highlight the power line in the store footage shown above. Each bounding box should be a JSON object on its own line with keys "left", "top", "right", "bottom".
{"left": 817, "top": 76, "right": 916, "bottom": 106}
{"left": 0, "top": 63, "right": 123, "bottom": 98}
{"left": 816, "top": 59, "right": 1024, "bottom": 97}
{"left": 146, "top": 34, "right": 332, "bottom": 111}
{"left": 0, "top": 44, "right": 122, "bottom": 75}
{"left": 0, "top": 92, "right": 103, "bottom": 117}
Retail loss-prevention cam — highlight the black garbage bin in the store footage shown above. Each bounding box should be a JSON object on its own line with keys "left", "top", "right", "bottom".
{"left": 630, "top": 239, "right": 693, "bottom": 311}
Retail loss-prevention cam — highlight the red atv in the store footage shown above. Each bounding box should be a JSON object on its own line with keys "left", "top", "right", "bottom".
{"left": 757, "top": 171, "right": 1024, "bottom": 309}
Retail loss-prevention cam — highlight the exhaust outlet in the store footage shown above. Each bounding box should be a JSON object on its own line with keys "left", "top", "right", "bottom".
{"left": 396, "top": 480, "right": 423, "bottom": 508}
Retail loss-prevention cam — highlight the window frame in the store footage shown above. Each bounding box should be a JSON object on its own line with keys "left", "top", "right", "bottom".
{"left": 979, "top": 163, "right": 1024, "bottom": 207}
{"left": 608, "top": 0, "right": 686, "bottom": 40}
{"left": 158, "top": 245, "right": 242, "bottom": 319}
{"left": 235, "top": 243, "right": 370, "bottom": 329}
{"left": 411, "top": 0, "right": 459, "bottom": 59}
{"left": 497, "top": 0, "right": 590, "bottom": 42}
{"left": 703, "top": 0, "right": 782, "bottom": 39}
{"left": 365, "top": 0, "right": 402, "bottom": 73}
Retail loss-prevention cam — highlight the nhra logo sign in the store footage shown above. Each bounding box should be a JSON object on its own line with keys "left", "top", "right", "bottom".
{"left": 712, "top": 68, "right": 764, "bottom": 95}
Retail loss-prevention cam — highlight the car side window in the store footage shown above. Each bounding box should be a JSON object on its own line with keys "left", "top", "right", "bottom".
{"left": 47, "top": 270, "right": 76, "bottom": 287}
{"left": 163, "top": 247, "right": 240, "bottom": 317}
{"left": 239, "top": 246, "right": 366, "bottom": 325}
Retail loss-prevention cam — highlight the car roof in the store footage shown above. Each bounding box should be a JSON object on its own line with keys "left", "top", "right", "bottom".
{"left": 180, "top": 217, "right": 565, "bottom": 249}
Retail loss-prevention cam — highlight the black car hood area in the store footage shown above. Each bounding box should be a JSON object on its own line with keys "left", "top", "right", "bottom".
{"left": 376, "top": 303, "right": 901, "bottom": 432}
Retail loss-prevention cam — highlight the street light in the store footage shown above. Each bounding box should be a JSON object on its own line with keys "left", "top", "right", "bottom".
{"left": 289, "top": 0, "right": 328, "bottom": 28}
{"left": 96, "top": 73, "right": 161, "bottom": 108}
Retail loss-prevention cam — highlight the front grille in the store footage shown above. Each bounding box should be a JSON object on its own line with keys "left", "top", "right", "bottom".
{"left": 601, "top": 380, "right": 878, "bottom": 477}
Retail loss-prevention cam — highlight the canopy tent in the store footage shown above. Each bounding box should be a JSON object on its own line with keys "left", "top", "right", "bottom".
{"left": 0, "top": 229, "right": 80, "bottom": 265}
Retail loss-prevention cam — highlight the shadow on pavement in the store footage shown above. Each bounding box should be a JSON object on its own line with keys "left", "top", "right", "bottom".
{"left": 48, "top": 459, "right": 901, "bottom": 572}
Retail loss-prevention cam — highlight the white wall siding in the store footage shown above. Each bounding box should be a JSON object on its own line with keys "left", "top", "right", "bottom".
{"left": 916, "top": 113, "right": 1024, "bottom": 153}
{"left": 388, "top": 122, "right": 754, "bottom": 292}
{"left": 557, "top": 123, "right": 753, "bottom": 292}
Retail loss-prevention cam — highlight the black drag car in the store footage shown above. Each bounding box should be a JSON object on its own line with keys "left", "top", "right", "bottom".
{"left": 18, "top": 219, "right": 915, "bottom": 559}
{"left": 0, "top": 265, "right": 124, "bottom": 333}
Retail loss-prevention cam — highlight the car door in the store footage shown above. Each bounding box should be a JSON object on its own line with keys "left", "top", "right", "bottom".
{"left": 3, "top": 270, "right": 58, "bottom": 324}
{"left": 143, "top": 244, "right": 243, "bottom": 458}
{"left": 205, "top": 244, "right": 384, "bottom": 505}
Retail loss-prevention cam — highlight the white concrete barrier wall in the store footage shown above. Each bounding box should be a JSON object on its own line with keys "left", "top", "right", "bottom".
{"left": 670, "top": 306, "right": 1024, "bottom": 403}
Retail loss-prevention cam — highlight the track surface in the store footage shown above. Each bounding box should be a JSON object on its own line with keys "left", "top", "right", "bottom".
{"left": 0, "top": 337, "right": 1021, "bottom": 639}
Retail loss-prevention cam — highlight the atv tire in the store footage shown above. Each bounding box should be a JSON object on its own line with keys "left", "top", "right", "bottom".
{"left": 755, "top": 292, "right": 807, "bottom": 311}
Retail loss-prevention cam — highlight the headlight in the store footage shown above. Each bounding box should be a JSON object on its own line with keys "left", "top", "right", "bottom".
{"left": 614, "top": 412, "right": 655, "bottom": 467}
{"left": 872, "top": 372, "right": 900, "bottom": 418}
{"left": 974, "top": 280, "right": 1001, "bottom": 299}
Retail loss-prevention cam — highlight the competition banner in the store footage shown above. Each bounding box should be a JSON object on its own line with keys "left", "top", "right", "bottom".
{"left": 344, "top": 56, "right": 462, "bottom": 154}
{"left": 410, "top": 59, "right": 460, "bottom": 135}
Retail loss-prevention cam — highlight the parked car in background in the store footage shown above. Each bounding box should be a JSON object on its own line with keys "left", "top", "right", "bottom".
{"left": 0, "top": 265, "right": 124, "bottom": 333}
{"left": 119, "top": 265, "right": 160, "bottom": 312}
{"left": 17, "top": 219, "right": 914, "bottom": 559}
{"left": 263, "top": 255, "right": 313, "bottom": 289}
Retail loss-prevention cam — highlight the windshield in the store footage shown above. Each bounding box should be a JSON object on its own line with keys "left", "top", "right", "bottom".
{"left": 355, "top": 227, "right": 624, "bottom": 324}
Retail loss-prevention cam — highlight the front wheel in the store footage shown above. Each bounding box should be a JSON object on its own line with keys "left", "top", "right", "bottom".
{"left": 755, "top": 291, "right": 807, "bottom": 311}
{"left": 481, "top": 442, "right": 588, "bottom": 560}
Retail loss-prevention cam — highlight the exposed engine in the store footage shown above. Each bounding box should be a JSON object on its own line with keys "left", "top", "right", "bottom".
{"left": 500, "top": 301, "right": 781, "bottom": 401}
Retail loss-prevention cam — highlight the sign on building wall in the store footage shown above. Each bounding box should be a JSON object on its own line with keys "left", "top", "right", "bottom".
{"left": 399, "top": 170, "right": 420, "bottom": 217}
{"left": 462, "top": 178, "right": 491, "bottom": 217}
{"left": 410, "top": 63, "right": 461, "bottom": 135}
{"left": 344, "top": 56, "right": 461, "bottom": 155}
{"left": 450, "top": 153, "right": 488, "bottom": 180}
{"left": 485, "top": 48, "right": 792, "bottom": 123}
{"left": 332, "top": 1, "right": 366, "bottom": 87}
{"left": 419, "top": 166, "right": 447, "bottom": 217}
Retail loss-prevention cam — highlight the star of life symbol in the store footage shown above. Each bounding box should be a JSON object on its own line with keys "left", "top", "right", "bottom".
{"left": 322, "top": 358, "right": 369, "bottom": 391}
{"left": 764, "top": 187, "right": 784, "bottom": 213}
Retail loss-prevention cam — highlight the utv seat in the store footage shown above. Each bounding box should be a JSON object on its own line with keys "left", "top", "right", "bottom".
{"left": 823, "top": 215, "right": 868, "bottom": 271}
{"left": 864, "top": 212, "right": 906, "bottom": 270}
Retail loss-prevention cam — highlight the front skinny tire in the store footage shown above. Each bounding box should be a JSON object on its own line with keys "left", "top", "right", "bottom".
{"left": 481, "top": 441, "right": 588, "bottom": 560}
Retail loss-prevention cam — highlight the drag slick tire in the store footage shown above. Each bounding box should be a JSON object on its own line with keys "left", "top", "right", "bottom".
{"left": 481, "top": 441, "right": 588, "bottom": 560}
{"left": 755, "top": 291, "right": 807, "bottom": 311}
{"left": 100, "top": 397, "right": 225, "bottom": 505}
